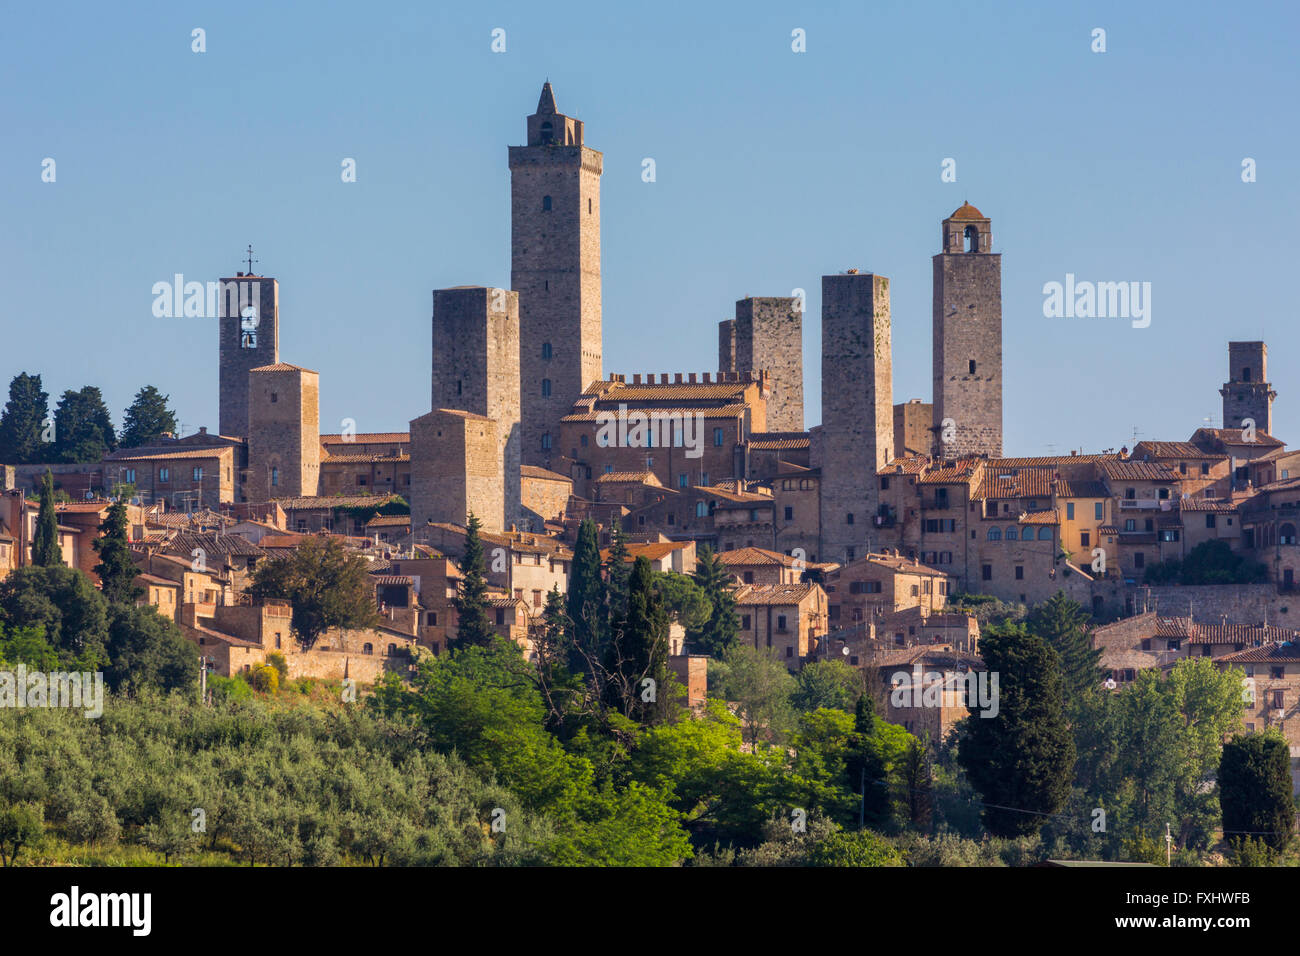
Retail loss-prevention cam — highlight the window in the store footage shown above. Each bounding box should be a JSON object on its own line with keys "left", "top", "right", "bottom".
{"left": 846, "top": 513, "right": 855, "bottom": 525}
{"left": 271, "top": 467, "right": 279, "bottom": 487}
{"left": 1066, "top": 502, "right": 1075, "bottom": 520}
{"left": 541, "top": 433, "right": 552, "bottom": 450}
{"left": 270, "top": 392, "right": 278, "bottom": 404}
{"left": 388, "top": 644, "right": 397, "bottom": 656}
{"left": 1158, "top": 487, "right": 1170, "bottom": 500}
{"left": 969, "top": 359, "right": 977, "bottom": 374}
{"left": 542, "top": 195, "right": 552, "bottom": 211}
{"left": 428, "top": 612, "right": 438, "bottom": 626}
{"left": 1134, "top": 553, "right": 1145, "bottom": 568}
{"left": 1206, "top": 514, "right": 1216, "bottom": 528}
{"left": 700, "top": 473, "right": 708, "bottom": 486}
{"left": 1005, "top": 527, "right": 1018, "bottom": 541}
{"left": 982, "top": 564, "right": 992, "bottom": 581}
{"left": 275, "top": 633, "right": 282, "bottom": 648}
{"left": 1282, "top": 523, "right": 1298, "bottom": 545}
{"left": 1015, "top": 565, "right": 1024, "bottom": 580}
{"left": 1201, "top": 462, "right": 1210, "bottom": 475}
{"left": 296, "top": 519, "right": 307, "bottom": 532}
{"left": 1125, "top": 488, "right": 1136, "bottom": 500}
{"left": 741, "top": 615, "right": 751, "bottom": 629}
{"left": 713, "top": 427, "right": 724, "bottom": 446}
{"left": 193, "top": 467, "right": 203, "bottom": 481}
{"left": 1095, "top": 501, "right": 1104, "bottom": 520}
{"left": 159, "top": 467, "right": 169, "bottom": 483}
{"left": 881, "top": 476, "right": 890, "bottom": 490}
{"left": 846, "top": 547, "right": 855, "bottom": 561}
{"left": 1144, "top": 518, "right": 1154, "bottom": 532}
{"left": 777, "top": 615, "right": 788, "bottom": 631}
{"left": 496, "top": 609, "right": 505, "bottom": 625}
{"left": 533, "top": 590, "right": 542, "bottom": 608}
{"left": 1124, "top": 518, "right": 1136, "bottom": 531}
{"left": 786, "top": 646, "right": 793, "bottom": 658}
{"left": 123, "top": 468, "right": 136, "bottom": 483}
{"left": 588, "top": 198, "right": 593, "bottom": 214}
{"left": 1038, "top": 527, "right": 1052, "bottom": 540}
{"left": 987, "top": 528, "right": 1001, "bottom": 541}
{"left": 542, "top": 342, "right": 552, "bottom": 360}
{"left": 678, "top": 473, "right": 688, "bottom": 489}
{"left": 541, "top": 379, "right": 551, "bottom": 396}
{"left": 1080, "top": 532, "right": 1090, "bottom": 547}
{"left": 696, "top": 501, "right": 708, "bottom": 518}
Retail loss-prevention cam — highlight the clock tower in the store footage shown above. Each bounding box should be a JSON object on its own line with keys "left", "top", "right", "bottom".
{"left": 218, "top": 272, "right": 279, "bottom": 441}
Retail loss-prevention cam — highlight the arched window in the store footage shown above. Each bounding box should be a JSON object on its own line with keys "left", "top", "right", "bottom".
{"left": 270, "top": 467, "right": 279, "bottom": 487}
{"left": 542, "top": 342, "right": 552, "bottom": 360}
{"left": 1005, "top": 526, "right": 1018, "bottom": 541}
{"left": 987, "top": 528, "right": 1001, "bottom": 541}
{"left": 964, "top": 224, "right": 979, "bottom": 252}
{"left": 363, "top": 642, "right": 373, "bottom": 655}
{"left": 542, "top": 195, "right": 552, "bottom": 211}
{"left": 541, "top": 378, "right": 551, "bottom": 397}
{"left": 540, "top": 121, "right": 553, "bottom": 144}
{"left": 1038, "top": 527, "right": 1052, "bottom": 540}
{"left": 1281, "top": 523, "right": 1297, "bottom": 545}
{"left": 387, "top": 643, "right": 397, "bottom": 656}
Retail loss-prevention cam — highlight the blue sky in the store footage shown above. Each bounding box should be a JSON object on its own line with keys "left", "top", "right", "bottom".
{"left": 3, "top": 0, "right": 1297, "bottom": 456}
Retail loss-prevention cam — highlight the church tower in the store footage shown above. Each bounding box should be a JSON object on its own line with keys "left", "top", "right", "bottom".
{"left": 509, "top": 82, "right": 603, "bottom": 467}
{"left": 1221, "top": 341, "right": 1276, "bottom": 434}
{"left": 218, "top": 273, "right": 279, "bottom": 440}
{"left": 932, "top": 203, "right": 1002, "bottom": 458}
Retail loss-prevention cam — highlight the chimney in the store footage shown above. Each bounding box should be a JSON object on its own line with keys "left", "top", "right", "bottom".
{"left": 688, "top": 373, "right": 697, "bottom": 383}
{"left": 633, "top": 374, "right": 642, "bottom": 384}
{"left": 199, "top": 426, "right": 207, "bottom": 435}
{"left": 703, "top": 372, "right": 712, "bottom": 383}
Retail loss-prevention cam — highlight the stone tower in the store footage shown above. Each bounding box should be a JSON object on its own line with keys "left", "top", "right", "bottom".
{"left": 245, "top": 363, "right": 320, "bottom": 504}
{"left": 1221, "top": 341, "right": 1275, "bottom": 435}
{"left": 509, "top": 81, "right": 603, "bottom": 467}
{"left": 409, "top": 409, "right": 503, "bottom": 533}
{"left": 218, "top": 274, "right": 279, "bottom": 440}
{"left": 819, "top": 272, "right": 893, "bottom": 565}
{"left": 724, "top": 297, "right": 805, "bottom": 432}
{"left": 932, "top": 203, "right": 1002, "bottom": 458}
{"left": 429, "top": 285, "right": 521, "bottom": 527}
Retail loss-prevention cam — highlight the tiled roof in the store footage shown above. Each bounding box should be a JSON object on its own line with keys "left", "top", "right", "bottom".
{"left": 521, "top": 465, "right": 572, "bottom": 482}
{"left": 250, "top": 362, "right": 316, "bottom": 374}
{"left": 147, "top": 509, "right": 229, "bottom": 529}
{"left": 321, "top": 454, "right": 409, "bottom": 464}
{"left": 600, "top": 541, "right": 691, "bottom": 563}
{"left": 747, "top": 432, "right": 811, "bottom": 451}
{"left": 987, "top": 454, "right": 1120, "bottom": 468}
{"left": 878, "top": 457, "right": 929, "bottom": 476}
{"left": 593, "top": 471, "right": 659, "bottom": 484}
{"left": 1101, "top": 461, "right": 1180, "bottom": 481}
{"left": 163, "top": 530, "right": 266, "bottom": 558}
{"left": 364, "top": 515, "right": 410, "bottom": 527}
{"left": 716, "top": 546, "right": 822, "bottom": 569}
{"left": 1191, "top": 427, "right": 1284, "bottom": 449}
{"left": 734, "top": 582, "right": 821, "bottom": 606}
{"left": 371, "top": 575, "right": 415, "bottom": 587}
{"left": 1178, "top": 498, "right": 1239, "bottom": 513}
{"left": 1018, "top": 510, "right": 1059, "bottom": 525}
{"left": 1097, "top": 525, "right": 1119, "bottom": 535}
{"left": 259, "top": 534, "right": 309, "bottom": 549}
{"left": 975, "top": 468, "right": 1054, "bottom": 499}
{"left": 1217, "top": 643, "right": 1300, "bottom": 663}
{"left": 320, "top": 432, "right": 410, "bottom": 444}
{"left": 583, "top": 380, "right": 756, "bottom": 402}
{"left": 1054, "top": 480, "right": 1109, "bottom": 498}
{"left": 1132, "top": 441, "right": 1216, "bottom": 459}
{"left": 917, "top": 461, "right": 979, "bottom": 485}
{"left": 273, "top": 494, "right": 404, "bottom": 510}
{"left": 561, "top": 404, "right": 749, "bottom": 422}
{"left": 1153, "top": 618, "right": 1300, "bottom": 645}
{"left": 949, "top": 202, "right": 985, "bottom": 220}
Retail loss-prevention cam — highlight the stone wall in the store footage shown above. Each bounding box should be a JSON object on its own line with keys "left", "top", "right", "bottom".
{"left": 733, "top": 297, "right": 804, "bottom": 432}
{"left": 218, "top": 276, "right": 279, "bottom": 441}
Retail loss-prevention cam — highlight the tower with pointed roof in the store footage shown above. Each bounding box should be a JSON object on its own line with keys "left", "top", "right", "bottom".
{"left": 508, "top": 81, "right": 603, "bottom": 468}
{"left": 932, "top": 202, "right": 1002, "bottom": 458}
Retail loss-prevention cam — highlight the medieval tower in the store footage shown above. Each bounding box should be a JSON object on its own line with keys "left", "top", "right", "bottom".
{"left": 1221, "top": 341, "right": 1276, "bottom": 435}
{"left": 218, "top": 273, "right": 279, "bottom": 440}
{"left": 819, "top": 272, "right": 893, "bottom": 565}
{"left": 931, "top": 203, "right": 1002, "bottom": 458}
{"left": 509, "top": 81, "right": 603, "bottom": 467}
{"left": 720, "top": 297, "right": 805, "bottom": 432}
{"left": 245, "top": 363, "right": 320, "bottom": 503}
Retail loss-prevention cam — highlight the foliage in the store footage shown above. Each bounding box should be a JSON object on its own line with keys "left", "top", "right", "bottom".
{"left": 0, "top": 373, "right": 50, "bottom": 465}
{"left": 1143, "top": 539, "right": 1269, "bottom": 585}
{"left": 119, "top": 385, "right": 178, "bottom": 449}
{"left": 708, "top": 644, "right": 797, "bottom": 747}
{"left": 687, "top": 546, "right": 740, "bottom": 656}
{"left": 248, "top": 536, "right": 379, "bottom": 649}
{"left": 93, "top": 501, "right": 141, "bottom": 605}
{"left": 1220, "top": 731, "right": 1293, "bottom": 856}
{"left": 1025, "top": 591, "right": 1103, "bottom": 704}
{"left": 451, "top": 514, "right": 495, "bottom": 649}
{"left": 791, "top": 659, "right": 863, "bottom": 714}
{"left": 53, "top": 386, "right": 116, "bottom": 463}
{"left": 32, "top": 470, "right": 61, "bottom": 567}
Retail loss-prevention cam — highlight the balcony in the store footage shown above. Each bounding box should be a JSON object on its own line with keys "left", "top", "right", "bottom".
{"left": 1119, "top": 498, "right": 1169, "bottom": 511}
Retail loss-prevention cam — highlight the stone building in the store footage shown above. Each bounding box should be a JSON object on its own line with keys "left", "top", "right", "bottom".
{"left": 510, "top": 82, "right": 602, "bottom": 467}
{"left": 218, "top": 273, "right": 279, "bottom": 441}
{"left": 245, "top": 363, "right": 321, "bottom": 504}
{"left": 1221, "top": 341, "right": 1276, "bottom": 435}
{"left": 819, "top": 271, "right": 893, "bottom": 565}
{"left": 409, "top": 409, "right": 503, "bottom": 531}
{"left": 893, "top": 399, "right": 932, "bottom": 459}
{"left": 734, "top": 582, "right": 829, "bottom": 668}
{"left": 932, "top": 203, "right": 1002, "bottom": 458}
{"left": 721, "top": 297, "right": 804, "bottom": 431}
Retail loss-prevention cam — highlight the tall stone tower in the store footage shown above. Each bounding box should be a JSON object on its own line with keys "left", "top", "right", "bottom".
{"left": 819, "top": 272, "right": 893, "bottom": 565}
{"left": 245, "top": 363, "right": 320, "bottom": 504}
{"left": 724, "top": 297, "right": 805, "bottom": 432}
{"left": 429, "top": 285, "right": 521, "bottom": 527}
{"left": 509, "top": 81, "right": 603, "bottom": 467}
{"left": 932, "top": 203, "right": 1002, "bottom": 458}
{"left": 1221, "top": 341, "right": 1275, "bottom": 434}
{"left": 218, "top": 274, "right": 279, "bottom": 440}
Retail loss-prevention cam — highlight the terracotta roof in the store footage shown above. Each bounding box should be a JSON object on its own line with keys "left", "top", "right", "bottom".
{"left": 274, "top": 494, "right": 404, "bottom": 510}
{"left": 147, "top": 509, "right": 229, "bottom": 529}
{"left": 561, "top": 404, "right": 749, "bottom": 422}
{"left": 734, "top": 582, "right": 821, "bottom": 606}
{"left": 1054, "top": 480, "right": 1109, "bottom": 498}
{"left": 716, "top": 546, "right": 828, "bottom": 569}
{"left": 976, "top": 468, "right": 1054, "bottom": 499}
{"left": 364, "top": 515, "right": 410, "bottom": 527}
{"left": 948, "top": 202, "right": 985, "bottom": 220}
{"left": 878, "top": 457, "right": 929, "bottom": 476}
{"left": 163, "top": 530, "right": 266, "bottom": 558}
{"left": 107, "top": 447, "right": 229, "bottom": 462}
{"left": 600, "top": 541, "right": 691, "bottom": 563}
{"left": 53, "top": 502, "right": 112, "bottom": 514}
{"left": 1217, "top": 643, "right": 1300, "bottom": 663}
{"left": 188, "top": 624, "right": 260, "bottom": 648}
{"left": 250, "top": 362, "right": 316, "bottom": 374}
{"left": 258, "top": 534, "right": 309, "bottom": 549}
{"left": 321, "top": 454, "right": 409, "bottom": 464}
{"left": 987, "top": 454, "right": 1121, "bottom": 468}
{"left": 1101, "top": 461, "right": 1180, "bottom": 481}
{"left": 583, "top": 379, "right": 756, "bottom": 402}
{"left": 1132, "top": 441, "right": 1217, "bottom": 459}
{"left": 521, "top": 465, "right": 572, "bottom": 482}
{"left": 1154, "top": 618, "right": 1300, "bottom": 645}
{"left": 917, "top": 461, "right": 979, "bottom": 485}
{"left": 488, "top": 596, "right": 528, "bottom": 609}
{"left": 593, "top": 471, "right": 660, "bottom": 484}
{"left": 1191, "top": 427, "right": 1284, "bottom": 449}
{"left": 372, "top": 574, "right": 415, "bottom": 587}
{"left": 1178, "top": 498, "right": 1239, "bottom": 513}
{"left": 747, "top": 432, "right": 811, "bottom": 451}
{"left": 1018, "top": 510, "right": 1059, "bottom": 525}
{"left": 134, "top": 572, "right": 179, "bottom": 588}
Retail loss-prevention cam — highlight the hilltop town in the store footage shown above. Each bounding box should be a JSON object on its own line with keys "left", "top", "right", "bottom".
{"left": 3, "top": 81, "right": 1298, "bottom": 772}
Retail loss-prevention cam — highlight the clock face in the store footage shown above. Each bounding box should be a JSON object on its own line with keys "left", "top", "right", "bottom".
{"left": 240, "top": 306, "right": 259, "bottom": 331}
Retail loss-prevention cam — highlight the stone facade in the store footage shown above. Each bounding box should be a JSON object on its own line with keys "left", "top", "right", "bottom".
{"left": 1221, "top": 341, "right": 1276, "bottom": 435}
{"left": 729, "top": 297, "right": 804, "bottom": 431}
{"left": 717, "top": 319, "right": 735, "bottom": 376}
{"left": 932, "top": 204, "right": 1002, "bottom": 458}
{"left": 819, "top": 272, "right": 893, "bottom": 564}
{"left": 431, "top": 285, "right": 521, "bottom": 525}
{"left": 245, "top": 364, "right": 321, "bottom": 504}
{"left": 218, "top": 275, "right": 279, "bottom": 441}
{"left": 510, "top": 82, "right": 602, "bottom": 468}
{"left": 409, "top": 409, "right": 502, "bottom": 531}
{"left": 893, "top": 399, "right": 932, "bottom": 458}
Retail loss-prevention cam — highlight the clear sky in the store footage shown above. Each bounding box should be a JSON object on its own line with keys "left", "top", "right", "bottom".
{"left": 3, "top": 0, "right": 1297, "bottom": 456}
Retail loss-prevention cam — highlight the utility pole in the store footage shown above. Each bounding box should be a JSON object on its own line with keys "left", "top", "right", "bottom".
{"left": 1165, "top": 822, "right": 1172, "bottom": 865}
{"left": 199, "top": 654, "right": 207, "bottom": 703}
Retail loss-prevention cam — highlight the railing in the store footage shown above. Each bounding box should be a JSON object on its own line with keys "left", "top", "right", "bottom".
{"left": 1119, "top": 499, "right": 1160, "bottom": 510}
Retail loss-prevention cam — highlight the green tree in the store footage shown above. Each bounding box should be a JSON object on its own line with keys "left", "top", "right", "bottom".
{"left": 1026, "top": 591, "right": 1102, "bottom": 703}
{"left": 53, "top": 386, "right": 116, "bottom": 463}
{"left": 957, "top": 625, "right": 1076, "bottom": 837}
{"left": 93, "top": 500, "right": 141, "bottom": 605}
{"left": 0, "top": 565, "right": 108, "bottom": 669}
{"left": 1220, "top": 731, "right": 1294, "bottom": 858}
{"left": 807, "top": 828, "right": 906, "bottom": 867}
{"left": 604, "top": 526, "right": 633, "bottom": 620}
{"left": 0, "top": 803, "right": 44, "bottom": 867}
{"left": 792, "top": 659, "right": 864, "bottom": 713}
{"left": 32, "top": 470, "right": 62, "bottom": 566}
{"left": 710, "top": 644, "right": 796, "bottom": 747}
{"left": 653, "top": 570, "right": 712, "bottom": 630}
{"left": 119, "top": 385, "right": 178, "bottom": 449}
{"left": 565, "top": 519, "right": 606, "bottom": 672}
{"left": 104, "top": 605, "right": 198, "bottom": 694}
{"left": 248, "top": 535, "right": 379, "bottom": 649}
{"left": 605, "top": 556, "right": 672, "bottom": 723}
{"left": 687, "top": 545, "right": 739, "bottom": 657}
{"left": 451, "top": 514, "right": 495, "bottom": 649}
{"left": 0, "top": 373, "right": 50, "bottom": 464}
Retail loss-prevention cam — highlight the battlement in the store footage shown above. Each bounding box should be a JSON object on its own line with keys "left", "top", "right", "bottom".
{"left": 604, "top": 370, "right": 770, "bottom": 386}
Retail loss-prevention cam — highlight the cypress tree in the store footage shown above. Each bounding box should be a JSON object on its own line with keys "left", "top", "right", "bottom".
{"left": 604, "top": 525, "right": 632, "bottom": 620}
{"left": 687, "top": 545, "right": 739, "bottom": 657}
{"left": 120, "top": 385, "right": 178, "bottom": 449}
{"left": 452, "top": 513, "right": 496, "bottom": 648}
{"left": 0, "top": 373, "right": 50, "bottom": 464}
{"left": 93, "top": 500, "right": 141, "bottom": 605}
{"left": 846, "top": 692, "right": 890, "bottom": 825}
{"left": 957, "top": 625, "right": 1076, "bottom": 837}
{"left": 565, "top": 518, "right": 606, "bottom": 671}
{"left": 1026, "top": 591, "right": 1103, "bottom": 703}
{"left": 606, "top": 556, "right": 671, "bottom": 723}
{"left": 32, "top": 470, "right": 62, "bottom": 566}
{"left": 1220, "top": 731, "right": 1294, "bottom": 857}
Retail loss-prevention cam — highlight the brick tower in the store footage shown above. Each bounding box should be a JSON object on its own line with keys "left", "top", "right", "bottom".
{"left": 509, "top": 81, "right": 603, "bottom": 467}
{"left": 245, "top": 363, "right": 320, "bottom": 504}
{"left": 932, "top": 203, "right": 1002, "bottom": 458}
{"left": 819, "top": 272, "right": 893, "bottom": 564}
{"left": 218, "top": 273, "right": 279, "bottom": 441}
{"left": 1221, "top": 341, "right": 1275, "bottom": 434}
{"left": 725, "top": 297, "right": 805, "bottom": 432}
